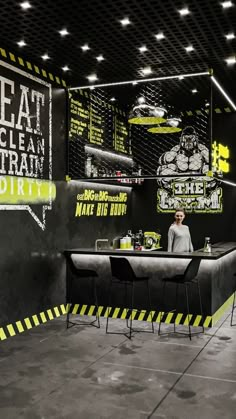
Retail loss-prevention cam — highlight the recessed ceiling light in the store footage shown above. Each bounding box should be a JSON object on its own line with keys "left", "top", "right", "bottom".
{"left": 17, "top": 39, "right": 26, "bottom": 47}
{"left": 140, "top": 66, "right": 152, "bottom": 76}
{"left": 41, "top": 53, "right": 50, "bottom": 61}
{"left": 81, "top": 44, "right": 90, "bottom": 52}
{"left": 62, "top": 65, "right": 70, "bottom": 72}
{"left": 155, "top": 32, "right": 165, "bottom": 40}
{"left": 87, "top": 73, "right": 98, "bottom": 82}
{"left": 225, "top": 32, "right": 235, "bottom": 40}
{"left": 110, "top": 97, "right": 116, "bottom": 102}
{"left": 192, "top": 88, "right": 198, "bottom": 93}
{"left": 225, "top": 55, "right": 236, "bottom": 65}
{"left": 20, "top": 1, "right": 32, "bottom": 10}
{"left": 185, "top": 45, "right": 194, "bottom": 52}
{"left": 96, "top": 55, "right": 105, "bottom": 62}
{"left": 139, "top": 45, "right": 148, "bottom": 53}
{"left": 178, "top": 7, "right": 190, "bottom": 16}
{"left": 120, "top": 17, "right": 131, "bottom": 26}
{"left": 59, "top": 28, "right": 69, "bottom": 37}
{"left": 221, "top": 1, "right": 234, "bottom": 8}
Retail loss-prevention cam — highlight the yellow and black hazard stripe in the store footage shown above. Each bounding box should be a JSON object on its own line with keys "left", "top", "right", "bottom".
{"left": 181, "top": 106, "right": 233, "bottom": 116}
{"left": 0, "top": 304, "right": 67, "bottom": 341}
{"left": 0, "top": 47, "right": 66, "bottom": 87}
{"left": 0, "top": 292, "right": 233, "bottom": 341}
{"left": 67, "top": 303, "right": 210, "bottom": 327}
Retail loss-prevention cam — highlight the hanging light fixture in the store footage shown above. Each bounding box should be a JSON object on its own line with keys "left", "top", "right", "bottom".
{"left": 148, "top": 117, "right": 182, "bottom": 133}
{"left": 128, "top": 104, "right": 167, "bottom": 125}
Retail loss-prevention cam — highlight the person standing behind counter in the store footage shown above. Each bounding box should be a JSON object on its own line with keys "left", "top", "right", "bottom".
{"left": 168, "top": 208, "right": 193, "bottom": 252}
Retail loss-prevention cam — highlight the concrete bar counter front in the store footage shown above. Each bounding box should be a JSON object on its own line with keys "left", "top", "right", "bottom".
{"left": 64, "top": 242, "right": 236, "bottom": 328}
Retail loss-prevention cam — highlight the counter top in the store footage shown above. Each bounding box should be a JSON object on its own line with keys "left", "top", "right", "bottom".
{"left": 64, "top": 242, "right": 236, "bottom": 260}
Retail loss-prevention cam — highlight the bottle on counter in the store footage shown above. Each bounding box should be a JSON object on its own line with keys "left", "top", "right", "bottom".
{"left": 120, "top": 237, "right": 127, "bottom": 249}
{"left": 85, "top": 155, "right": 92, "bottom": 177}
{"left": 203, "top": 237, "right": 212, "bottom": 253}
{"left": 125, "top": 235, "right": 132, "bottom": 249}
{"left": 138, "top": 230, "right": 144, "bottom": 246}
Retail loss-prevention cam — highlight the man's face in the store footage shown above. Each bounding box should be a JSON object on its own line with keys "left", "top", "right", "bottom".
{"left": 181, "top": 134, "right": 197, "bottom": 151}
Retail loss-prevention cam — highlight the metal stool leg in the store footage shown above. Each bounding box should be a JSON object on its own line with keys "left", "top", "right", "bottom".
{"left": 230, "top": 291, "right": 236, "bottom": 326}
{"left": 185, "top": 283, "right": 191, "bottom": 340}
{"left": 158, "top": 281, "right": 166, "bottom": 335}
{"left": 174, "top": 283, "right": 179, "bottom": 333}
{"left": 147, "top": 281, "right": 154, "bottom": 333}
{"left": 125, "top": 282, "right": 130, "bottom": 328}
{"left": 197, "top": 280, "right": 204, "bottom": 333}
{"left": 93, "top": 278, "right": 100, "bottom": 328}
{"left": 106, "top": 279, "right": 113, "bottom": 334}
{"left": 66, "top": 303, "right": 71, "bottom": 329}
{"left": 128, "top": 282, "right": 135, "bottom": 339}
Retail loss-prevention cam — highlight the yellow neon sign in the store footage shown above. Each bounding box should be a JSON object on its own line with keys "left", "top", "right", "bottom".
{"left": 212, "top": 141, "right": 230, "bottom": 173}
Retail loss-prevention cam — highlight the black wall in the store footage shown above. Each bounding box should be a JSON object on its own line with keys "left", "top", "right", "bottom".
{"left": 1, "top": 59, "right": 236, "bottom": 328}
{"left": 0, "top": 68, "right": 132, "bottom": 325}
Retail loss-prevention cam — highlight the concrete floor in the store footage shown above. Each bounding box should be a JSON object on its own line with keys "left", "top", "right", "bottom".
{"left": 0, "top": 311, "right": 236, "bottom": 419}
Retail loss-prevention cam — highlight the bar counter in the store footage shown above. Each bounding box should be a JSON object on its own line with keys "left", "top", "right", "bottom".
{"left": 64, "top": 242, "right": 236, "bottom": 326}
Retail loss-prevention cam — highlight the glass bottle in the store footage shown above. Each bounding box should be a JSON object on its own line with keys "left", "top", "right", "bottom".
{"left": 204, "top": 237, "right": 212, "bottom": 253}
{"left": 85, "top": 155, "right": 92, "bottom": 177}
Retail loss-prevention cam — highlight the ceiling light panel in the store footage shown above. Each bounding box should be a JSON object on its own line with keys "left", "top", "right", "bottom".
{"left": 20, "top": 1, "right": 32, "bottom": 10}
{"left": 139, "top": 45, "right": 148, "bottom": 53}
{"left": 120, "top": 17, "right": 131, "bottom": 26}
{"left": 221, "top": 1, "right": 234, "bottom": 8}
{"left": 155, "top": 32, "right": 165, "bottom": 40}
{"left": 178, "top": 7, "right": 191, "bottom": 16}
{"left": 225, "top": 33, "right": 235, "bottom": 40}
{"left": 185, "top": 45, "right": 195, "bottom": 52}
{"left": 59, "top": 28, "right": 69, "bottom": 36}
{"left": 225, "top": 56, "right": 236, "bottom": 64}
{"left": 81, "top": 44, "right": 90, "bottom": 51}
{"left": 17, "top": 40, "right": 26, "bottom": 47}
{"left": 0, "top": 0, "right": 235, "bottom": 100}
{"left": 87, "top": 73, "right": 98, "bottom": 82}
{"left": 41, "top": 53, "right": 50, "bottom": 60}
{"left": 96, "top": 55, "right": 105, "bottom": 62}
{"left": 62, "top": 65, "right": 70, "bottom": 71}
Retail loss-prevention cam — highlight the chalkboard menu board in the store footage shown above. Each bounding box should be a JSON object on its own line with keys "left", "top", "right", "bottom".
{"left": 69, "top": 94, "right": 89, "bottom": 139}
{"left": 68, "top": 89, "right": 133, "bottom": 180}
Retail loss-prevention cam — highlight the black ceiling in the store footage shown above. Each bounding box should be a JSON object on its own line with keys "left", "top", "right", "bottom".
{"left": 1, "top": 0, "right": 236, "bottom": 100}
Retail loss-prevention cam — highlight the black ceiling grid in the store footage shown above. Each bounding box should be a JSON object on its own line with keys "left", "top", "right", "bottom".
{"left": 0, "top": 0, "right": 235, "bottom": 102}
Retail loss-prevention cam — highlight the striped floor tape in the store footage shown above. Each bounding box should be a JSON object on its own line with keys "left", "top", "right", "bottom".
{"left": 0, "top": 293, "right": 234, "bottom": 341}
{"left": 0, "top": 304, "right": 67, "bottom": 341}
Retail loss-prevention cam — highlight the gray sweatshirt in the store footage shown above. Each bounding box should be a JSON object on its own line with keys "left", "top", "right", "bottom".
{"left": 168, "top": 224, "right": 193, "bottom": 252}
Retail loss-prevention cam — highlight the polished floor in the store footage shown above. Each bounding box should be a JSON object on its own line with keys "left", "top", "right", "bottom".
{"left": 0, "top": 310, "right": 236, "bottom": 419}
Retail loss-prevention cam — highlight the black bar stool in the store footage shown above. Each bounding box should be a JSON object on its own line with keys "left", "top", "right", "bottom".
{"left": 64, "top": 253, "right": 100, "bottom": 329}
{"left": 158, "top": 257, "right": 204, "bottom": 340}
{"left": 230, "top": 273, "right": 236, "bottom": 326}
{"left": 106, "top": 256, "right": 154, "bottom": 339}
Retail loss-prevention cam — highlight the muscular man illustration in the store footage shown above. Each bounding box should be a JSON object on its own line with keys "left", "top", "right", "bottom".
{"left": 157, "top": 126, "right": 209, "bottom": 176}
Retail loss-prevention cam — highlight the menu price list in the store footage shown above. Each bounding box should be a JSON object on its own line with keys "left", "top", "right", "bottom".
{"left": 69, "top": 94, "right": 89, "bottom": 139}
{"left": 113, "top": 115, "right": 131, "bottom": 155}
{"left": 68, "top": 90, "right": 132, "bottom": 178}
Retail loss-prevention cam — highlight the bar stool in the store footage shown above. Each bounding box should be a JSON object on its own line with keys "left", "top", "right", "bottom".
{"left": 64, "top": 253, "right": 100, "bottom": 329}
{"left": 230, "top": 273, "right": 236, "bottom": 326}
{"left": 106, "top": 256, "right": 154, "bottom": 339}
{"left": 158, "top": 257, "right": 204, "bottom": 340}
